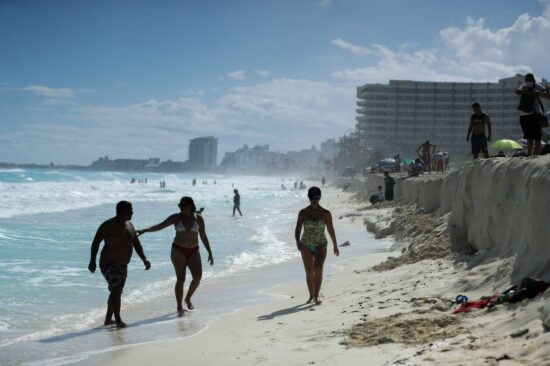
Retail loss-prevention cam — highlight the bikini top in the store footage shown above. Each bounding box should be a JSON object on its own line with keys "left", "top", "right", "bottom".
{"left": 174, "top": 215, "right": 199, "bottom": 233}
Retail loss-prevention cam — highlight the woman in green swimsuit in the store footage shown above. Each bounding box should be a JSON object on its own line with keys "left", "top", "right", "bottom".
{"left": 295, "top": 186, "right": 339, "bottom": 305}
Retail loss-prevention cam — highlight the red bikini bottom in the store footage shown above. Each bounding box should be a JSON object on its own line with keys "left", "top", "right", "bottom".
{"left": 172, "top": 244, "right": 199, "bottom": 258}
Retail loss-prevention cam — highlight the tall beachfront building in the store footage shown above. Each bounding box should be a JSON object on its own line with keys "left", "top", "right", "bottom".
{"left": 356, "top": 74, "right": 544, "bottom": 158}
{"left": 188, "top": 136, "right": 218, "bottom": 170}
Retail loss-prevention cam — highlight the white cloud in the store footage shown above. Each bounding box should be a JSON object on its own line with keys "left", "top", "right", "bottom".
{"left": 1, "top": 78, "right": 355, "bottom": 164}
{"left": 227, "top": 70, "right": 246, "bottom": 80}
{"left": 20, "top": 85, "right": 77, "bottom": 98}
{"left": 331, "top": 38, "right": 372, "bottom": 55}
{"left": 331, "top": 2, "right": 550, "bottom": 83}
{"left": 254, "top": 69, "right": 271, "bottom": 77}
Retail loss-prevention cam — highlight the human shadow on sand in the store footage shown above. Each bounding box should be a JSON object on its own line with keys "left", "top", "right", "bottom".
{"left": 257, "top": 303, "right": 315, "bottom": 321}
{"left": 39, "top": 312, "right": 180, "bottom": 343}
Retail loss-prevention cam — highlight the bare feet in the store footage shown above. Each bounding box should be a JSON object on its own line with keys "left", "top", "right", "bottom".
{"left": 177, "top": 305, "right": 184, "bottom": 313}
{"left": 115, "top": 321, "right": 127, "bottom": 328}
{"left": 314, "top": 297, "right": 322, "bottom": 305}
{"left": 104, "top": 319, "right": 115, "bottom": 326}
{"left": 306, "top": 297, "right": 314, "bottom": 304}
{"left": 185, "top": 298, "right": 195, "bottom": 310}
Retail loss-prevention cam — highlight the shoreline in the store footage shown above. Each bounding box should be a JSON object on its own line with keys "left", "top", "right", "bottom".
{"left": 74, "top": 159, "right": 550, "bottom": 365}
{"left": 70, "top": 186, "right": 398, "bottom": 366}
{"left": 14, "top": 185, "right": 390, "bottom": 366}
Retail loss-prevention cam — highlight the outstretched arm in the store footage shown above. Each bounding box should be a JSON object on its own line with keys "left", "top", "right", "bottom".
{"left": 295, "top": 210, "right": 304, "bottom": 250}
{"left": 197, "top": 215, "right": 214, "bottom": 265}
{"left": 89, "top": 224, "right": 105, "bottom": 273}
{"left": 466, "top": 120, "right": 473, "bottom": 141}
{"left": 131, "top": 230, "right": 151, "bottom": 270}
{"left": 325, "top": 211, "right": 339, "bottom": 256}
{"left": 137, "top": 214, "right": 177, "bottom": 235}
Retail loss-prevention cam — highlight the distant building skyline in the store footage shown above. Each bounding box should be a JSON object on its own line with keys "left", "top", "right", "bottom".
{"left": 188, "top": 137, "right": 218, "bottom": 170}
{"left": 355, "top": 74, "right": 548, "bottom": 158}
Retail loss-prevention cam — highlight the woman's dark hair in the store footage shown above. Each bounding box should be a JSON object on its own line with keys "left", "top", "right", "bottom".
{"left": 525, "top": 73, "right": 535, "bottom": 82}
{"left": 307, "top": 186, "right": 322, "bottom": 199}
{"left": 178, "top": 196, "right": 196, "bottom": 213}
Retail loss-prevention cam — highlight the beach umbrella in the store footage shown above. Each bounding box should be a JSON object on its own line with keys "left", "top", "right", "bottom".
{"left": 489, "top": 139, "right": 523, "bottom": 150}
{"left": 401, "top": 158, "right": 415, "bottom": 165}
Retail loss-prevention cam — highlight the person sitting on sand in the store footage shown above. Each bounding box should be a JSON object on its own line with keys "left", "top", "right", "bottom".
{"left": 137, "top": 197, "right": 214, "bottom": 312}
{"left": 377, "top": 186, "right": 384, "bottom": 203}
{"left": 295, "top": 187, "right": 339, "bottom": 305}
{"left": 88, "top": 201, "right": 151, "bottom": 327}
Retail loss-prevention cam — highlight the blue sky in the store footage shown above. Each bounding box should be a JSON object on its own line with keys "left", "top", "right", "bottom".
{"left": 1, "top": 0, "right": 549, "bottom": 164}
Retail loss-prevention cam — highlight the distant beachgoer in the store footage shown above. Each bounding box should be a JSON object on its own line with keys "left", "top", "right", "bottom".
{"left": 516, "top": 73, "right": 550, "bottom": 155}
{"left": 192, "top": 178, "right": 196, "bottom": 186}
{"left": 321, "top": 176, "right": 326, "bottom": 186}
{"left": 294, "top": 180, "right": 298, "bottom": 189}
{"left": 137, "top": 197, "right": 213, "bottom": 312}
{"left": 130, "top": 178, "right": 135, "bottom": 184}
{"left": 295, "top": 187, "right": 339, "bottom": 305}
{"left": 88, "top": 201, "right": 151, "bottom": 327}
{"left": 435, "top": 150, "right": 445, "bottom": 173}
{"left": 377, "top": 186, "right": 384, "bottom": 202}
{"left": 383, "top": 172, "right": 395, "bottom": 201}
{"left": 233, "top": 189, "right": 242, "bottom": 217}
{"left": 409, "top": 159, "right": 424, "bottom": 177}
{"left": 417, "top": 141, "right": 436, "bottom": 173}
{"left": 394, "top": 155, "right": 401, "bottom": 173}
{"left": 466, "top": 102, "right": 492, "bottom": 159}
{"left": 444, "top": 153, "right": 449, "bottom": 172}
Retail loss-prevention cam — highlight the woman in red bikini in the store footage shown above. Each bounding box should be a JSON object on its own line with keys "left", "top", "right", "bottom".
{"left": 137, "top": 197, "right": 214, "bottom": 312}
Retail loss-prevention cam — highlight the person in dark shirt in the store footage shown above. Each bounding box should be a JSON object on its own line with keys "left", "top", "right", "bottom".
{"left": 466, "top": 103, "right": 492, "bottom": 159}
{"left": 233, "top": 189, "right": 242, "bottom": 217}
{"left": 383, "top": 171, "right": 396, "bottom": 201}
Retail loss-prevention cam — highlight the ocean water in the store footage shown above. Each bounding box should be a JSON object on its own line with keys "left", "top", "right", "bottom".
{"left": 0, "top": 169, "right": 314, "bottom": 365}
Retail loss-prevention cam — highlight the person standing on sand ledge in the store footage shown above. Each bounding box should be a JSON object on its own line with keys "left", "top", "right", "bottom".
{"left": 295, "top": 187, "right": 339, "bottom": 305}
{"left": 88, "top": 201, "right": 151, "bottom": 328}
{"left": 137, "top": 197, "right": 214, "bottom": 312}
{"left": 466, "top": 102, "right": 492, "bottom": 159}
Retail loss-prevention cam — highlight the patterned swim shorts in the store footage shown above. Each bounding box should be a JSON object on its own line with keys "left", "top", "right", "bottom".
{"left": 99, "top": 260, "right": 127, "bottom": 292}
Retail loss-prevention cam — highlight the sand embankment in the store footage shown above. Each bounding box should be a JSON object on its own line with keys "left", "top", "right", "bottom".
{"left": 367, "top": 156, "right": 550, "bottom": 282}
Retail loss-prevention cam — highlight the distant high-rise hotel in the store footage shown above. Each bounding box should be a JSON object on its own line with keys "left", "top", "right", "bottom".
{"left": 356, "top": 74, "right": 546, "bottom": 158}
{"left": 188, "top": 136, "right": 218, "bottom": 169}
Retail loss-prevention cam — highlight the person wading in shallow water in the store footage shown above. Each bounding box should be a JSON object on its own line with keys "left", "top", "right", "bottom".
{"left": 232, "top": 189, "right": 242, "bottom": 217}
{"left": 88, "top": 201, "right": 151, "bottom": 328}
{"left": 137, "top": 197, "right": 214, "bottom": 312}
{"left": 295, "top": 187, "right": 339, "bottom": 305}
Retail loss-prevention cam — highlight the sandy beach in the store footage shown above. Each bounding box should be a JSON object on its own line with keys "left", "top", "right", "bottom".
{"left": 76, "top": 158, "right": 550, "bottom": 366}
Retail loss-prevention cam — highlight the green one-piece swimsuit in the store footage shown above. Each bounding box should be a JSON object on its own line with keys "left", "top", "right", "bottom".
{"left": 301, "top": 220, "right": 327, "bottom": 253}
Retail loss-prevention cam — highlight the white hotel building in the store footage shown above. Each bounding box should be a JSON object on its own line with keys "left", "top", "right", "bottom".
{"left": 356, "top": 74, "right": 545, "bottom": 158}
